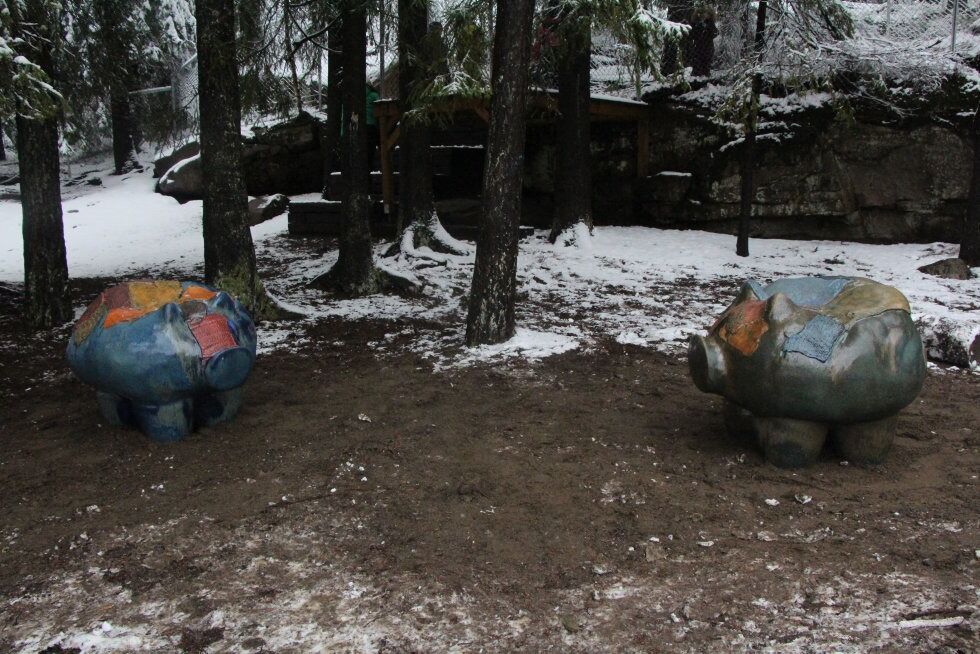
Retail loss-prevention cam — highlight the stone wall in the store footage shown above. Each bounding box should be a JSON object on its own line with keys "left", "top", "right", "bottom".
{"left": 523, "top": 90, "right": 975, "bottom": 244}
{"left": 638, "top": 102, "right": 974, "bottom": 243}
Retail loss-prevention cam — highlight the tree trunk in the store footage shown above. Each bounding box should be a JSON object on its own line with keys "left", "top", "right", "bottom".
{"left": 196, "top": 0, "right": 272, "bottom": 315}
{"left": 395, "top": 0, "right": 465, "bottom": 255}
{"left": 686, "top": 8, "right": 717, "bottom": 78}
{"left": 660, "top": 2, "right": 683, "bottom": 75}
{"left": 465, "top": 0, "right": 535, "bottom": 346}
{"left": 737, "top": 0, "right": 767, "bottom": 258}
{"left": 312, "top": 0, "right": 379, "bottom": 295}
{"left": 17, "top": 113, "right": 70, "bottom": 328}
{"left": 109, "top": 89, "right": 137, "bottom": 174}
{"left": 11, "top": 0, "right": 70, "bottom": 329}
{"left": 0, "top": 122, "right": 6, "bottom": 161}
{"left": 321, "top": 22, "right": 343, "bottom": 197}
{"left": 550, "top": 11, "right": 592, "bottom": 243}
{"left": 961, "top": 105, "right": 980, "bottom": 266}
{"left": 398, "top": 0, "right": 435, "bottom": 234}
{"left": 284, "top": 0, "right": 304, "bottom": 115}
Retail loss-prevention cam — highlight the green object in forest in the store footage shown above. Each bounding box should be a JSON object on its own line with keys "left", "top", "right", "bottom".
{"left": 366, "top": 88, "right": 379, "bottom": 126}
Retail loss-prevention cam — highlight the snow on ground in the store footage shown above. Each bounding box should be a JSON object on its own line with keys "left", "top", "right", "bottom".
{"left": 3, "top": 507, "right": 975, "bottom": 653}
{"left": 0, "top": 164, "right": 977, "bottom": 370}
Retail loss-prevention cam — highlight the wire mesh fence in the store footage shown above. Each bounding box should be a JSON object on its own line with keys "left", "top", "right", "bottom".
{"left": 844, "top": 0, "right": 978, "bottom": 54}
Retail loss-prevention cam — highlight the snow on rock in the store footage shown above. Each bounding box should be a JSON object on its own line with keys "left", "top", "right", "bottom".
{"left": 1, "top": 165, "right": 977, "bottom": 370}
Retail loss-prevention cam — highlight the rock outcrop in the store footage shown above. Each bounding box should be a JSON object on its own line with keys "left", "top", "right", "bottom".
{"left": 638, "top": 104, "right": 974, "bottom": 243}
{"left": 248, "top": 194, "right": 289, "bottom": 225}
{"left": 155, "top": 112, "right": 324, "bottom": 202}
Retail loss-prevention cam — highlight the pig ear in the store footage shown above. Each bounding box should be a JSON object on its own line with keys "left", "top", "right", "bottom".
{"left": 765, "top": 292, "right": 797, "bottom": 323}
{"left": 161, "top": 302, "right": 183, "bottom": 323}
{"left": 735, "top": 279, "right": 765, "bottom": 303}
{"left": 210, "top": 291, "right": 237, "bottom": 315}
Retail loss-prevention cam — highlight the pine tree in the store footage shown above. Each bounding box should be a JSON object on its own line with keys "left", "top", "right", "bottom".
{"left": 322, "top": 17, "right": 343, "bottom": 194}
{"left": 64, "top": 0, "right": 195, "bottom": 163}
{"left": 322, "top": 18, "right": 343, "bottom": 195}
{"left": 334, "top": 0, "right": 375, "bottom": 292}
{"left": 736, "top": 0, "right": 766, "bottom": 258}
{"left": 196, "top": 0, "right": 275, "bottom": 316}
{"left": 96, "top": 0, "right": 139, "bottom": 174}
{"left": 961, "top": 104, "right": 980, "bottom": 266}
{"left": 550, "top": 1, "right": 593, "bottom": 244}
{"left": 311, "top": 0, "right": 391, "bottom": 295}
{"left": 4, "top": 0, "right": 71, "bottom": 329}
{"left": 465, "top": 0, "right": 535, "bottom": 346}
{"left": 395, "top": 0, "right": 470, "bottom": 256}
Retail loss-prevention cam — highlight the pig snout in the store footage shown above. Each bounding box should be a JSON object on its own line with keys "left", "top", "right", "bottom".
{"left": 688, "top": 334, "right": 725, "bottom": 394}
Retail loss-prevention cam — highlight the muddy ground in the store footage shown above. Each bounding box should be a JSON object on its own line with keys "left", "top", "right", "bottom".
{"left": 0, "top": 278, "right": 977, "bottom": 653}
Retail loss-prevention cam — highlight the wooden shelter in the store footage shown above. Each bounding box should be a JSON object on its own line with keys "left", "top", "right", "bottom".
{"left": 372, "top": 90, "right": 651, "bottom": 215}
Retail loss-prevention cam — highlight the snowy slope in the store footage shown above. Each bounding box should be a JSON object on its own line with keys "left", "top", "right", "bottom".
{"left": 0, "top": 166, "right": 977, "bottom": 370}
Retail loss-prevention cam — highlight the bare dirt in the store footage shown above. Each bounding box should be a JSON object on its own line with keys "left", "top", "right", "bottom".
{"left": 0, "top": 278, "right": 978, "bottom": 653}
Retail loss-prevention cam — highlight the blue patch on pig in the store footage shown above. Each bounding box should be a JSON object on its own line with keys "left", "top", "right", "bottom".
{"left": 761, "top": 276, "right": 851, "bottom": 308}
{"left": 783, "top": 314, "right": 845, "bottom": 362}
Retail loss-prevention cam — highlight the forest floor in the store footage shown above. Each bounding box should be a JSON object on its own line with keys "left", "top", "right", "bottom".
{"left": 0, "top": 279, "right": 978, "bottom": 653}
{"left": 0, "top": 160, "right": 978, "bottom": 651}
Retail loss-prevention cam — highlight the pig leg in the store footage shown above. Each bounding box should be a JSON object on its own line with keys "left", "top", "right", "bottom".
{"left": 723, "top": 400, "right": 757, "bottom": 441}
{"left": 96, "top": 392, "right": 133, "bottom": 428}
{"left": 131, "top": 399, "right": 193, "bottom": 443}
{"left": 754, "top": 417, "right": 828, "bottom": 469}
{"left": 830, "top": 416, "right": 897, "bottom": 465}
{"left": 193, "top": 388, "right": 244, "bottom": 428}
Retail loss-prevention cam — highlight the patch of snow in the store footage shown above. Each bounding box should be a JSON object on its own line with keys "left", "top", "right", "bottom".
{"left": 1, "top": 165, "right": 977, "bottom": 371}
{"left": 461, "top": 328, "right": 580, "bottom": 366}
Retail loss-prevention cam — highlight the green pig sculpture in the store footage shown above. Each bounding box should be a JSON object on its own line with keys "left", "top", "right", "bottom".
{"left": 688, "top": 276, "right": 926, "bottom": 468}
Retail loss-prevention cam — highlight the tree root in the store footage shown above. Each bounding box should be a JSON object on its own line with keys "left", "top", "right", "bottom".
{"left": 552, "top": 221, "right": 593, "bottom": 250}
{"left": 386, "top": 213, "right": 473, "bottom": 261}
{"left": 308, "top": 260, "right": 420, "bottom": 297}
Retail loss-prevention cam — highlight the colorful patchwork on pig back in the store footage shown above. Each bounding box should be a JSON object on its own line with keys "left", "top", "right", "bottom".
{"left": 67, "top": 281, "right": 257, "bottom": 443}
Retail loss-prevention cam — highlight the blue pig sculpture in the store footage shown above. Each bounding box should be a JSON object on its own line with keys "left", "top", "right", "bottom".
{"left": 66, "top": 281, "right": 257, "bottom": 442}
{"left": 688, "top": 276, "right": 926, "bottom": 468}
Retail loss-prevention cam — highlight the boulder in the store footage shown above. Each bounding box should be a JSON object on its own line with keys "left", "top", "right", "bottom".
{"left": 920, "top": 317, "right": 980, "bottom": 370}
{"left": 156, "top": 154, "right": 202, "bottom": 202}
{"left": 155, "top": 112, "right": 324, "bottom": 202}
{"left": 248, "top": 194, "right": 290, "bottom": 225}
{"left": 917, "top": 257, "right": 973, "bottom": 280}
{"left": 153, "top": 141, "right": 200, "bottom": 178}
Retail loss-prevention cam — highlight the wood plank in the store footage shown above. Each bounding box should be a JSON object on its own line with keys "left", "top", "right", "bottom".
{"left": 637, "top": 118, "right": 650, "bottom": 178}
{"left": 379, "top": 114, "right": 396, "bottom": 214}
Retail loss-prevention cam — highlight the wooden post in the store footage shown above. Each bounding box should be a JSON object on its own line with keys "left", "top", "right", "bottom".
{"left": 379, "top": 114, "right": 395, "bottom": 214}
{"left": 637, "top": 117, "right": 650, "bottom": 178}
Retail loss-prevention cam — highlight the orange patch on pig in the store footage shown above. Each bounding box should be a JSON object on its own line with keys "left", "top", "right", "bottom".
{"left": 103, "top": 307, "right": 148, "bottom": 328}
{"left": 180, "top": 285, "right": 217, "bottom": 302}
{"left": 714, "top": 299, "right": 769, "bottom": 356}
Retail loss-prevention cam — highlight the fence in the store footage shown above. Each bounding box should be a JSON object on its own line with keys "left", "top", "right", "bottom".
{"left": 845, "top": 0, "right": 979, "bottom": 55}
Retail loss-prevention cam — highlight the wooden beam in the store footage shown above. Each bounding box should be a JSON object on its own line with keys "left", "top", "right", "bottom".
{"left": 384, "top": 125, "right": 400, "bottom": 152}
{"left": 636, "top": 118, "right": 650, "bottom": 179}
{"left": 378, "top": 114, "right": 396, "bottom": 214}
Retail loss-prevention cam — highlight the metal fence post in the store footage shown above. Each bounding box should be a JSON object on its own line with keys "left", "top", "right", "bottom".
{"left": 884, "top": 0, "right": 893, "bottom": 36}
{"left": 951, "top": 0, "right": 959, "bottom": 54}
